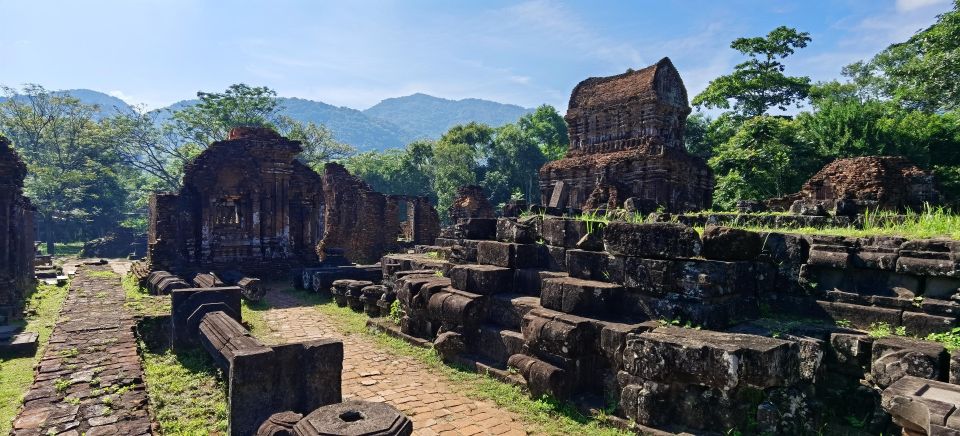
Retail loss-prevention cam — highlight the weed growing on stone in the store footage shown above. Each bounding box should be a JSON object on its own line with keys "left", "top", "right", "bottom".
{"left": 389, "top": 299, "right": 403, "bottom": 326}
{"left": 87, "top": 270, "right": 119, "bottom": 279}
{"left": 0, "top": 281, "right": 69, "bottom": 434}
{"left": 927, "top": 327, "right": 960, "bottom": 350}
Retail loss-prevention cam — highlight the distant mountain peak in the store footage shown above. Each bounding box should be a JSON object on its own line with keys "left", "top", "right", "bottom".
{"left": 38, "top": 89, "right": 536, "bottom": 152}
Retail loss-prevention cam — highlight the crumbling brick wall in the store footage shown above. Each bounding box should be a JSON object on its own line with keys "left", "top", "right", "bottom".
{"left": 448, "top": 185, "right": 495, "bottom": 222}
{"left": 768, "top": 156, "right": 939, "bottom": 213}
{"left": 318, "top": 162, "right": 398, "bottom": 264}
{"left": 0, "top": 136, "right": 35, "bottom": 310}
{"left": 539, "top": 57, "right": 714, "bottom": 212}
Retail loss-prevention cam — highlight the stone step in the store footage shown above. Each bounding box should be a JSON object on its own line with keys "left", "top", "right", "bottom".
{"left": 0, "top": 305, "right": 15, "bottom": 318}
{"left": 0, "top": 324, "right": 24, "bottom": 340}
{"left": 475, "top": 324, "right": 525, "bottom": 368}
{"left": 0, "top": 331, "right": 38, "bottom": 356}
{"left": 486, "top": 293, "right": 541, "bottom": 330}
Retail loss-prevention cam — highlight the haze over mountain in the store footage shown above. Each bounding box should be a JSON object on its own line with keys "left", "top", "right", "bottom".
{"left": 30, "top": 89, "right": 534, "bottom": 151}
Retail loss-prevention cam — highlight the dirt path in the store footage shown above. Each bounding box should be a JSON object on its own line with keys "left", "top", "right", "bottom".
{"left": 260, "top": 290, "right": 529, "bottom": 436}
{"left": 11, "top": 264, "right": 152, "bottom": 435}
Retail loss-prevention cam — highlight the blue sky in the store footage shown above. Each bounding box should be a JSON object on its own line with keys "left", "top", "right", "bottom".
{"left": 0, "top": 0, "right": 953, "bottom": 111}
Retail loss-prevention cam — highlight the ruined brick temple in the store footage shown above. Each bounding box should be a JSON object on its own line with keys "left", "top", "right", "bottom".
{"left": 147, "top": 127, "right": 438, "bottom": 275}
{"left": 539, "top": 57, "right": 714, "bottom": 213}
{"left": 767, "top": 156, "right": 940, "bottom": 215}
{"left": 0, "top": 135, "right": 35, "bottom": 312}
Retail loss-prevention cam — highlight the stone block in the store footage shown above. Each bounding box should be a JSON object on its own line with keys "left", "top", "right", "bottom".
{"left": 455, "top": 218, "right": 497, "bottom": 240}
{"left": 897, "top": 239, "right": 960, "bottom": 278}
{"left": 871, "top": 336, "right": 945, "bottom": 388}
{"left": 602, "top": 222, "right": 701, "bottom": 259}
{"left": 829, "top": 332, "right": 873, "bottom": 370}
{"left": 292, "top": 400, "right": 412, "bottom": 436}
{"left": 902, "top": 311, "right": 957, "bottom": 336}
{"left": 620, "top": 292, "right": 758, "bottom": 329}
{"left": 513, "top": 268, "right": 565, "bottom": 296}
{"left": 565, "top": 249, "right": 611, "bottom": 281}
{"left": 541, "top": 218, "right": 588, "bottom": 248}
{"left": 477, "top": 326, "right": 524, "bottom": 365}
{"left": 540, "top": 277, "right": 622, "bottom": 316}
{"left": 807, "top": 243, "right": 853, "bottom": 269}
{"left": 508, "top": 354, "right": 570, "bottom": 399}
{"left": 922, "top": 298, "right": 960, "bottom": 317}
{"left": 622, "top": 327, "right": 799, "bottom": 390}
{"left": 171, "top": 286, "right": 243, "bottom": 349}
{"left": 427, "top": 288, "right": 486, "bottom": 328}
{"left": 881, "top": 376, "right": 960, "bottom": 435}
{"left": 926, "top": 277, "right": 960, "bottom": 299}
{"left": 521, "top": 308, "right": 596, "bottom": 358}
{"left": 813, "top": 301, "right": 901, "bottom": 330}
{"left": 701, "top": 226, "right": 762, "bottom": 261}
{"left": 476, "top": 241, "right": 544, "bottom": 269}
{"left": 496, "top": 218, "right": 537, "bottom": 243}
{"left": 448, "top": 264, "right": 513, "bottom": 295}
{"left": 543, "top": 245, "right": 566, "bottom": 271}
{"left": 487, "top": 293, "right": 541, "bottom": 330}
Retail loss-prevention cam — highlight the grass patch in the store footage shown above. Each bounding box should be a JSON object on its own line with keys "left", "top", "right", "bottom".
{"left": 241, "top": 299, "right": 272, "bottom": 341}
{"left": 122, "top": 273, "right": 169, "bottom": 318}
{"left": 140, "top": 345, "right": 228, "bottom": 434}
{"left": 283, "top": 288, "right": 630, "bottom": 436}
{"left": 702, "top": 205, "right": 960, "bottom": 240}
{"left": 0, "top": 282, "right": 70, "bottom": 434}
{"left": 87, "top": 270, "right": 119, "bottom": 279}
{"left": 36, "top": 241, "right": 85, "bottom": 258}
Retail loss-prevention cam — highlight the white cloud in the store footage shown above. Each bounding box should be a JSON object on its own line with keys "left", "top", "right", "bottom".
{"left": 108, "top": 90, "right": 137, "bottom": 105}
{"left": 896, "top": 0, "right": 949, "bottom": 12}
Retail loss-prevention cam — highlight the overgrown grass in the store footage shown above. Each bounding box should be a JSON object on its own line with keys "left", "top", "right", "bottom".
{"left": 704, "top": 205, "right": 960, "bottom": 240}
{"left": 283, "top": 288, "right": 630, "bottom": 436}
{"left": 121, "top": 273, "right": 168, "bottom": 318}
{"left": 0, "top": 282, "right": 70, "bottom": 434}
{"left": 241, "top": 299, "right": 271, "bottom": 340}
{"left": 140, "top": 345, "right": 228, "bottom": 434}
{"left": 87, "top": 270, "right": 119, "bottom": 279}
{"left": 36, "top": 241, "right": 85, "bottom": 258}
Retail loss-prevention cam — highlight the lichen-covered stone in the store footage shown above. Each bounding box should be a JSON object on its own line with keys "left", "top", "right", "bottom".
{"left": 602, "top": 222, "right": 701, "bottom": 259}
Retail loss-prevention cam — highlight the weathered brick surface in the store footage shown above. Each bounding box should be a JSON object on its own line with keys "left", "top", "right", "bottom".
{"left": 259, "top": 291, "right": 528, "bottom": 436}
{"left": 12, "top": 265, "right": 152, "bottom": 436}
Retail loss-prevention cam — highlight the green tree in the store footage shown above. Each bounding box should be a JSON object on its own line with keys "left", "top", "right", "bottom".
{"left": 277, "top": 115, "right": 356, "bottom": 170}
{"left": 709, "top": 116, "right": 821, "bottom": 209}
{"left": 516, "top": 105, "right": 568, "bottom": 161}
{"left": 484, "top": 123, "right": 547, "bottom": 206}
{"left": 848, "top": 1, "right": 959, "bottom": 111}
{"left": 0, "top": 84, "right": 131, "bottom": 251}
{"left": 693, "top": 26, "right": 812, "bottom": 116}
{"left": 168, "top": 83, "right": 282, "bottom": 146}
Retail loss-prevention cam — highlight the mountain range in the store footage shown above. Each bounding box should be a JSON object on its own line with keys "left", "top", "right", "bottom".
{"left": 30, "top": 89, "right": 535, "bottom": 151}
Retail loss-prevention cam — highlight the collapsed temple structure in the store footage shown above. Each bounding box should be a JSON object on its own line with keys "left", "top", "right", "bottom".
{"left": 146, "top": 127, "right": 439, "bottom": 276}
{"left": 767, "top": 156, "right": 940, "bottom": 215}
{"left": 539, "top": 57, "right": 714, "bottom": 213}
{"left": 0, "top": 136, "right": 35, "bottom": 315}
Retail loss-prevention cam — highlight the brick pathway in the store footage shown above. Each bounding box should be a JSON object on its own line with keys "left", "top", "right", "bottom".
{"left": 12, "top": 264, "right": 152, "bottom": 436}
{"left": 260, "top": 291, "right": 529, "bottom": 436}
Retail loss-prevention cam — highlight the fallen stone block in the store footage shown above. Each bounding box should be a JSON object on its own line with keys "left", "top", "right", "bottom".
{"left": 291, "top": 400, "right": 413, "bottom": 436}
{"left": 813, "top": 301, "right": 902, "bottom": 330}
{"left": 508, "top": 354, "right": 570, "bottom": 399}
{"left": 496, "top": 218, "right": 538, "bottom": 243}
{"left": 220, "top": 270, "right": 266, "bottom": 302}
{"left": 871, "top": 336, "right": 946, "bottom": 388}
{"left": 455, "top": 218, "right": 497, "bottom": 240}
{"left": 171, "top": 286, "right": 243, "bottom": 350}
{"left": 881, "top": 376, "right": 960, "bottom": 435}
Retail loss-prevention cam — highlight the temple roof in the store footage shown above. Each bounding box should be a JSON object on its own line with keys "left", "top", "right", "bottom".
{"left": 567, "top": 57, "right": 688, "bottom": 114}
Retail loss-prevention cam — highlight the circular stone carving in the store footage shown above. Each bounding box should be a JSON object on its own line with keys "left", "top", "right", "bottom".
{"left": 293, "top": 400, "right": 413, "bottom": 436}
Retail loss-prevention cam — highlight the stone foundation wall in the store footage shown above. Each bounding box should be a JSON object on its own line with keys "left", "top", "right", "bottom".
{"left": 326, "top": 215, "right": 960, "bottom": 433}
